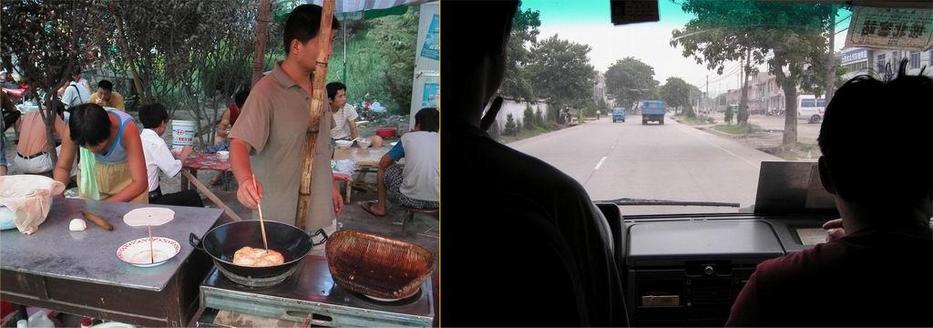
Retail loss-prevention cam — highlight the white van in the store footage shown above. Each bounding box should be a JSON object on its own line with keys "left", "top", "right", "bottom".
{"left": 796, "top": 95, "right": 827, "bottom": 124}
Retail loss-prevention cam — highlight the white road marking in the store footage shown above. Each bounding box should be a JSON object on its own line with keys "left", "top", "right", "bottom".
{"left": 594, "top": 156, "right": 607, "bottom": 170}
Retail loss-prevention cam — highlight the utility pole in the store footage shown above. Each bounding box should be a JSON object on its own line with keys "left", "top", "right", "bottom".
{"left": 705, "top": 75, "right": 709, "bottom": 112}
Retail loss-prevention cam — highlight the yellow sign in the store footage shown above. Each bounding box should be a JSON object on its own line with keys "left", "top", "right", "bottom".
{"left": 846, "top": 6, "right": 933, "bottom": 50}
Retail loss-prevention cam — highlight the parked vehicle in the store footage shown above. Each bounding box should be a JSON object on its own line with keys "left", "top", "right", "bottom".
{"left": 796, "top": 95, "right": 827, "bottom": 124}
{"left": 612, "top": 107, "right": 625, "bottom": 123}
{"left": 637, "top": 100, "right": 667, "bottom": 125}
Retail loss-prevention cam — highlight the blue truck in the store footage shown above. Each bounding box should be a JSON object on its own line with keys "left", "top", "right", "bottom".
{"left": 638, "top": 100, "right": 667, "bottom": 125}
{"left": 612, "top": 107, "right": 625, "bottom": 123}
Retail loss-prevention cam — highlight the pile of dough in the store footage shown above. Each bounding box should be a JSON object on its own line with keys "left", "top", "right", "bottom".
{"left": 232, "top": 246, "right": 285, "bottom": 267}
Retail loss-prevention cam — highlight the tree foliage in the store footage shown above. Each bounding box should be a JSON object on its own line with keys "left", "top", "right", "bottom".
{"left": 605, "top": 57, "right": 659, "bottom": 109}
{"left": 110, "top": 0, "right": 256, "bottom": 144}
{"left": 526, "top": 35, "right": 595, "bottom": 111}
{"left": 672, "top": 0, "right": 836, "bottom": 144}
{"left": 500, "top": 6, "right": 541, "bottom": 101}
{"left": 1, "top": 0, "right": 111, "bottom": 164}
{"left": 659, "top": 77, "right": 698, "bottom": 117}
{"left": 359, "top": 7, "right": 418, "bottom": 115}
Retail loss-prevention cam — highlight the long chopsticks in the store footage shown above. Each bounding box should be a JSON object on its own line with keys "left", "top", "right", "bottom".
{"left": 148, "top": 225, "right": 154, "bottom": 264}
{"left": 253, "top": 175, "right": 269, "bottom": 250}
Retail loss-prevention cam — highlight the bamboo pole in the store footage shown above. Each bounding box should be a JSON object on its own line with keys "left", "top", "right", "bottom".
{"left": 295, "top": 0, "right": 336, "bottom": 230}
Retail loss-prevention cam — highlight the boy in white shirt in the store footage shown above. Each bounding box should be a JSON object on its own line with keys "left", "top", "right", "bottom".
{"left": 327, "top": 82, "right": 359, "bottom": 141}
{"left": 138, "top": 103, "right": 203, "bottom": 207}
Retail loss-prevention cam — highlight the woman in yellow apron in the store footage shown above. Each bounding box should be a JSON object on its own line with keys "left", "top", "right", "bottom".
{"left": 53, "top": 104, "right": 148, "bottom": 203}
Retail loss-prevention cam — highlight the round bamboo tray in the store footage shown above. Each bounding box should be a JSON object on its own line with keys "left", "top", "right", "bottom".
{"left": 325, "top": 230, "right": 435, "bottom": 300}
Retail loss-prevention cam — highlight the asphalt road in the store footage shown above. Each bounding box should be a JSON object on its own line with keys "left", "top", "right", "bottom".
{"left": 508, "top": 115, "right": 782, "bottom": 215}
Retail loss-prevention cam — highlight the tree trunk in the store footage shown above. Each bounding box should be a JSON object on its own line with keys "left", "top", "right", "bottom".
{"left": 40, "top": 91, "right": 58, "bottom": 165}
{"left": 111, "top": 2, "right": 148, "bottom": 102}
{"left": 251, "top": 0, "right": 272, "bottom": 87}
{"left": 773, "top": 58, "right": 798, "bottom": 146}
{"left": 738, "top": 48, "right": 751, "bottom": 125}
{"left": 685, "top": 95, "right": 694, "bottom": 117}
{"left": 824, "top": 6, "right": 836, "bottom": 103}
{"left": 295, "top": 0, "right": 335, "bottom": 230}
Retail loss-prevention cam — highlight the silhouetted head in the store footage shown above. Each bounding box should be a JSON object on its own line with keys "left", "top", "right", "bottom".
{"left": 442, "top": 0, "right": 518, "bottom": 127}
{"left": 818, "top": 59, "right": 932, "bottom": 223}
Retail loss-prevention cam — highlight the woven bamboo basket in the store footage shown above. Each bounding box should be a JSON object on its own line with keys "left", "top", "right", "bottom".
{"left": 325, "top": 230, "right": 435, "bottom": 300}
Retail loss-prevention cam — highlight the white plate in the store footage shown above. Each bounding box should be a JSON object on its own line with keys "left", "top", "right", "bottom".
{"left": 116, "top": 237, "right": 180, "bottom": 267}
{"left": 123, "top": 207, "right": 175, "bottom": 227}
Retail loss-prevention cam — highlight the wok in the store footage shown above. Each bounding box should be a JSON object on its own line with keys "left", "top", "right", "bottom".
{"left": 189, "top": 220, "right": 327, "bottom": 287}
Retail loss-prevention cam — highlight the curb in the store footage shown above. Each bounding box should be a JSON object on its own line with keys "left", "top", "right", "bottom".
{"left": 702, "top": 127, "right": 745, "bottom": 138}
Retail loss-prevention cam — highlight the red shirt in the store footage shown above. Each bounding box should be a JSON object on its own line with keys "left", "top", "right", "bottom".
{"left": 228, "top": 103, "right": 240, "bottom": 126}
{"left": 727, "top": 228, "right": 932, "bottom": 327}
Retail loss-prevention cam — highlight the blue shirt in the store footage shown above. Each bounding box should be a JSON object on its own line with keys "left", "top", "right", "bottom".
{"left": 387, "top": 141, "right": 405, "bottom": 161}
{"left": 95, "top": 110, "right": 133, "bottom": 164}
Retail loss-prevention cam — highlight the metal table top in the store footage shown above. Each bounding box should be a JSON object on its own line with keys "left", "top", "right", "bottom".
{"left": 0, "top": 198, "right": 222, "bottom": 291}
{"left": 201, "top": 255, "right": 434, "bottom": 322}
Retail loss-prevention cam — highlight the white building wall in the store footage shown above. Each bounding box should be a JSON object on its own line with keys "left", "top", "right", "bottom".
{"left": 490, "top": 98, "right": 551, "bottom": 131}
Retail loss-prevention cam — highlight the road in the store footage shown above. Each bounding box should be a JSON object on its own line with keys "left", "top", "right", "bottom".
{"left": 508, "top": 115, "right": 782, "bottom": 215}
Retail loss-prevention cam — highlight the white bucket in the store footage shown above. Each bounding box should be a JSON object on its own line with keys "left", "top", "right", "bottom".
{"left": 171, "top": 120, "right": 196, "bottom": 148}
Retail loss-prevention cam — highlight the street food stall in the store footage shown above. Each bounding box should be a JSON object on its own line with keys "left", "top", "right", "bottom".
{"left": 0, "top": 197, "right": 223, "bottom": 326}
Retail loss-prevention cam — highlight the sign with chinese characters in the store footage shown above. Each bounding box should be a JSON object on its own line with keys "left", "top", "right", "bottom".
{"left": 420, "top": 14, "right": 439, "bottom": 61}
{"left": 421, "top": 82, "right": 439, "bottom": 108}
{"left": 840, "top": 48, "right": 869, "bottom": 64}
{"left": 845, "top": 6, "right": 933, "bottom": 50}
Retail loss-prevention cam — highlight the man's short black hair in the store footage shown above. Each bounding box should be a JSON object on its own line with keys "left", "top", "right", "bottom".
{"left": 139, "top": 103, "right": 169, "bottom": 129}
{"left": 415, "top": 107, "right": 439, "bottom": 132}
{"left": 326, "top": 81, "right": 346, "bottom": 100}
{"left": 68, "top": 103, "right": 111, "bottom": 147}
{"left": 98, "top": 80, "right": 113, "bottom": 91}
{"left": 818, "top": 60, "right": 932, "bottom": 210}
{"left": 283, "top": 4, "right": 341, "bottom": 54}
{"left": 234, "top": 88, "right": 250, "bottom": 109}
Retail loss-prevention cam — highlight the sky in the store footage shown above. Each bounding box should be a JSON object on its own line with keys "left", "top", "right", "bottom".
{"left": 520, "top": 0, "right": 851, "bottom": 97}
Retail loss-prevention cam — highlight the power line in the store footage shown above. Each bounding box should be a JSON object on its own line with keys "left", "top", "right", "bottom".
{"left": 709, "top": 63, "right": 741, "bottom": 84}
{"left": 707, "top": 63, "right": 738, "bottom": 84}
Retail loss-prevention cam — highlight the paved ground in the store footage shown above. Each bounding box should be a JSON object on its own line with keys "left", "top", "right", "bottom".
{"left": 746, "top": 115, "right": 823, "bottom": 145}
{"left": 508, "top": 115, "right": 782, "bottom": 215}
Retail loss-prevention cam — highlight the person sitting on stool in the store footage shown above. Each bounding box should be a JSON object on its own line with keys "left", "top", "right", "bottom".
{"left": 138, "top": 103, "right": 204, "bottom": 207}
{"left": 360, "top": 107, "right": 438, "bottom": 217}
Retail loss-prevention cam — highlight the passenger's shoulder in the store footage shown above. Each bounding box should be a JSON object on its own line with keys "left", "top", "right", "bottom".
{"left": 755, "top": 242, "right": 846, "bottom": 280}
{"left": 472, "top": 137, "right": 585, "bottom": 193}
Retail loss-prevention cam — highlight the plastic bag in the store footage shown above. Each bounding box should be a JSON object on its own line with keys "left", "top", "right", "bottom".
{"left": 332, "top": 159, "right": 356, "bottom": 175}
{"left": 78, "top": 146, "right": 100, "bottom": 200}
{"left": 0, "top": 175, "right": 65, "bottom": 234}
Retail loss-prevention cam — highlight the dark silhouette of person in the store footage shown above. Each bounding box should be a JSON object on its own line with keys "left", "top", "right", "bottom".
{"left": 727, "top": 60, "right": 932, "bottom": 326}
{"left": 441, "top": 1, "right": 628, "bottom": 326}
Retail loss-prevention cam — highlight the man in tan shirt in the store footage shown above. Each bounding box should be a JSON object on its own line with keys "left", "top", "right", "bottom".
{"left": 14, "top": 102, "right": 67, "bottom": 174}
{"left": 230, "top": 4, "right": 342, "bottom": 241}
{"left": 88, "top": 80, "right": 125, "bottom": 110}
